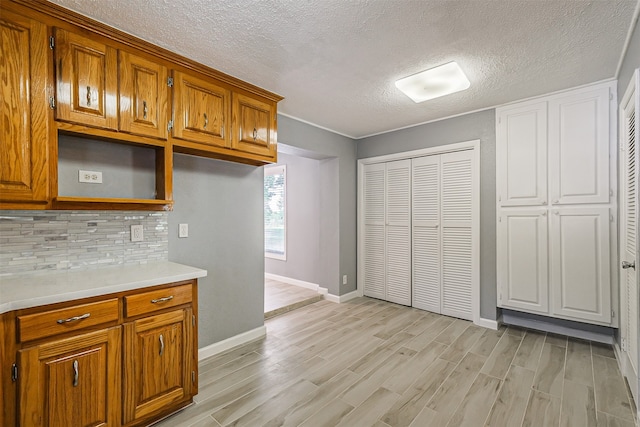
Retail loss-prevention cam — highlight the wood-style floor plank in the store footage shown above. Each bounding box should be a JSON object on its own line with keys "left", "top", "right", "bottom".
{"left": 154, "top": 296, "right": 636, "bottom": 427}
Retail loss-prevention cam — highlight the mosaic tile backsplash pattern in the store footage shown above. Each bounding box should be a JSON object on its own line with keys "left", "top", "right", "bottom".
{"left": 0, "top": 211, "right": 169, "bottom": 276}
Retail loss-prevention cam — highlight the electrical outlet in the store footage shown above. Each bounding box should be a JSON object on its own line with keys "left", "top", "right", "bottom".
{"left": 342, "top": 275, "right": 347, "bottom": 285}
{"left": 130, "top": 225, "right": 144, "bottom": 242}
{"left": 179, "top": 223, "right": 189, "bottom": 238}
{"left": 78, "top": 170, "right": 103, "bottom": 183}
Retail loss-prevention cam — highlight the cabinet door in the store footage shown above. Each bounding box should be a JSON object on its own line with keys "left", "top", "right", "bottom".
{"left": 123, "top": 308, "right": 193, "bottom": 423}
{"left": 497, "top": 209, "right": 549, "bottom": 313}
{"left": 362, "top": 163, "right": 386, "bottom": 300}
{"left": 0, "top": 11, "right": 49, "bottom": 205}
{"left": 496, "top": 102, "right": 547, "bottom": 207}
{"left": 550, "top": 208, "right": 611, "bottom": 323}
{"left": 441, "top": 151, "right": 475, "bottom": 320}
{"left": 231, "top": 93, "right": 277, "bottom": 160}
{"left": 119, "top": 51, "right": 168, "bottom": 139}
{"left": 386, "top": 159, "right": 411, "bottom": 306}
{"left": 412, "top": 155, "right": 441, "bottom": 312}
{"left": 54, "top": 28, "right": 118, "bottom": 130}
{"left": 172, "top": 70, "right": 229, "bottom": 147}
{"left": 18, "top": 327, "right": 121, "bottom": 427}
{"left": 549, "top": 87, "right": 610, "bottom": 205}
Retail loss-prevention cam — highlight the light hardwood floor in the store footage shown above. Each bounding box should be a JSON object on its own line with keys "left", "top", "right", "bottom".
{"left": 264, "top": 279, "right": 323, "bottom": 319}
{"left": 156, "top": 297, "right": 638, "bottom": 427}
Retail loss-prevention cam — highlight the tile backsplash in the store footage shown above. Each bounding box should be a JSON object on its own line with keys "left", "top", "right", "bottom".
{"left": 0, "top": 211, "right": 168, "bottom": 276}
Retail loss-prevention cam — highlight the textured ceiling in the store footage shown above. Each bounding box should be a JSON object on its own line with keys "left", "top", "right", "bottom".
{"left": 50, "top": 0, "right": 639, "bottom": 139}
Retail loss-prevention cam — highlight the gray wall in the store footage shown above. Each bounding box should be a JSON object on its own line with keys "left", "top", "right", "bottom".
{"left": 58, "top": 134, "right": 156, "bottom": 199}
{"left": 618, "top": 14, "right": 640, "bottom": 100}
{"left": 168, "top": 154, "right": 265, "bottom": 346}
{"left": 265, "top": 152, "right": 321, "bottom": 285}
{"left": 277, "top": 115, "right": 358, "bottom": 295}
{"left": 357, "top": 109, "right": 497, "bottom": 320}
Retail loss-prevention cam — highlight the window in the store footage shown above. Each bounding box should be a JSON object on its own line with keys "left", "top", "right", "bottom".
{"left": 264, "top": 165, "right": 286, "bottom": 259}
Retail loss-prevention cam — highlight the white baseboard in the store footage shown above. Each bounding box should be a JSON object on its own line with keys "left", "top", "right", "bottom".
{"left": 325, "top": 290, "right": 359, "bottom": 303}
{"left": 198, "top": 326, "right": 266, "bottom": 361}
{"left": 265, "top": 273, "right": 321, "bottom": 292}
{"left": 475, "top": 316, "right": 500, "bottom": 330}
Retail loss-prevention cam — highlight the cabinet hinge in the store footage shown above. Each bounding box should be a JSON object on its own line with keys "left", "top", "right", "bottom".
{"left": 49, "top": 97, "right": 56, "bottom": 110}
{"left": 192, "top": 370, "right": 196, "bottom": 384}
{"left": 610, "top": 189, "right": 614, "bottom": 197}
{"left": 167, "top": 77, "right": 174, "bottom": 87}
{"left": 498, "top": 117, "right": 501, "bottom": 124}
{"left": 49, "top": 36, "right": 54, "bottom": 50}
{"left": 611, "top": 309, "right": 615, "bottom": 318}
{"left": 622, "top": 338, "right": 628, "bottom": 351}
{"left": 192, "top": 315, "right": 195, "bottom": 326}
{"left": 168, "top": 120, "right": 174, "bottom": 131}
{"left": 11, "top": 364, "right": 18, "bottom": 382}
{"left": 611, "top": 215, "right": 614, "bottom": 222}
{"left": 609, "top": 92, "right": 613, "bottom": 101}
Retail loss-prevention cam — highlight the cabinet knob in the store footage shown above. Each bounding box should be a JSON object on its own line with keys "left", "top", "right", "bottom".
{"left": 72, "top": 360, "right": 79, "bottom": 387}
{"left": 622, "top": 261, "right": 636, "bottom": 270}
{"left": 86, "top": 86, "right": 92, "bottom": 107}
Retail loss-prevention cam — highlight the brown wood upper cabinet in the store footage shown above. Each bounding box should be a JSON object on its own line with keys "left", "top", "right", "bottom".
{"left": 172, "top": 70, "right": 230, "bottom": 148}
{"left": 232, "top": 93, "right": 277, "bottom": 161}
{"left": 54, "top": 27, "right": 118, "bottom": 130}
{"left": 119, "top": 51, "right": 169, "bottom": 140}
{"left": 0, "top": 9, "right": 50, "bottom": 208}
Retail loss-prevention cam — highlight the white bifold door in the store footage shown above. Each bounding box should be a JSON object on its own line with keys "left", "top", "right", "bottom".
{"left": 412, "top": 151, "right": 475, "bottom": 320}
{"left": 362, "top": 160, "right": 411, "bottom": 306}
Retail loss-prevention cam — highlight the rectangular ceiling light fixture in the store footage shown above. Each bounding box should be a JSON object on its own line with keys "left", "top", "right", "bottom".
{"left": 395, "top": 61, "right": 470, "bottom": 103}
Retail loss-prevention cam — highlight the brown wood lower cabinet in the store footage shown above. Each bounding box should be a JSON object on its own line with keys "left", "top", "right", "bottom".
{"left": 3, "top": 280, "right": 198, "bottom": 427}
{"left": 123, "top": 308, "right": 194, "bottom": 424}
{"left": 18, "top": 327, "right": 121, "bottom": 427}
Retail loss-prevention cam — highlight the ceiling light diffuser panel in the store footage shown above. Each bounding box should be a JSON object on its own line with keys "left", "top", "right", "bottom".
{"left": 395, "top": 62, "right": 471, "bottom": 103}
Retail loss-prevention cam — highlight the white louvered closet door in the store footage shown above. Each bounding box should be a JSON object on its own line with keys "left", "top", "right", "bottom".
{"left": 385, "top": 160, "right": 412, "bottom": 306}
{"left": 440, "top": 151, "right": 474, "bottom": 320}
{"left": 412, "top": 155, "right": 441, "bottom": 312}
{"left": 363, "top": 163, "right": 386, "bottom": 300}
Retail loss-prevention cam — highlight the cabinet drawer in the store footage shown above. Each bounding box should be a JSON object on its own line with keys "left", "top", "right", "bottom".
{"left": 125, "top": 284, "right": 192, "bottom": 318}
{"left": 18, "top": 298, "right": 119, "bottom": 343}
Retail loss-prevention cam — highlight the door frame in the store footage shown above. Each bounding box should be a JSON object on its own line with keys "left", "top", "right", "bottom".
{"left": 615, "top": 68, "right": 640, "bottom": 416}
{"left": 357, "top": 140, "right": 482, "bottom": 327}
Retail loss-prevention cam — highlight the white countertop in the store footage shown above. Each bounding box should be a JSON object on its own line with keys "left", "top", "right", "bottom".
{"left": 0, "top": 262, "right": 207, "bottom": 313}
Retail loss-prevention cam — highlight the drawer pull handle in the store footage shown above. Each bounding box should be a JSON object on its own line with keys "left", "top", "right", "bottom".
{"left": 57, "top": 313, "right": 91, "bottom": 324}
{"left": 159, "top": 334, "right": 164, "bottom": 356}
{"left": 143, "top": 100, "right": 148, "bottom": 120}
{"left": 151, "top": 295, "right": 174, "bottom": 304}
{"left": 253, "top": 127, "right": 258, "bottom": 141}
{"left": 72, "top": 360, "right": 79, "bottom": 387}
{"left": 203, "top": 113, "right": 208, "bottom": 129}
{"left": 86, "top": 86, "right": 92, "bottom": 107}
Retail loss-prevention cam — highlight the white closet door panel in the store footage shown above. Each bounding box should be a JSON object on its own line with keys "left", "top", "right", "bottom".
{"left": 412, "top": 156, "right": 440, "bottom": 227}
{"left": 549, "top": 87, "right": 610, "bottom": 204}
{"left": 442, "top": 227, "right": 473, "bottom": 320}
{"left": 386, "top": 225, "right": 411, "bottom": 306}
{"left": 364, "top": 163, "right": 386, "bottom": 225}
{"left": 363, "top": 224, "right": 385, "bottom": 299}
{"left": 550, "top": 208, "right": 611, "bottom": 323}
{"left": 497, "top": 102, "right": 547, "bottom": 206}
{"left": 386, "top": 159, "right": 411, "bottom": 226}
{"left": 412, "top": 155, "right": 441, "bottom": 312}
{"left": 441, "top": 151, "right": 473, "bottom": 227}
{"left": 497, "top": 210, "right": 549, "bottom": 313}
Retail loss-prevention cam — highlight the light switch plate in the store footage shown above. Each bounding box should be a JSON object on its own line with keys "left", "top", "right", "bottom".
{"left": 131, "top": 225, "right": 144, "bottom": 242}
{"left": 179, "top": 223, "right": 189, "bottom": 238}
